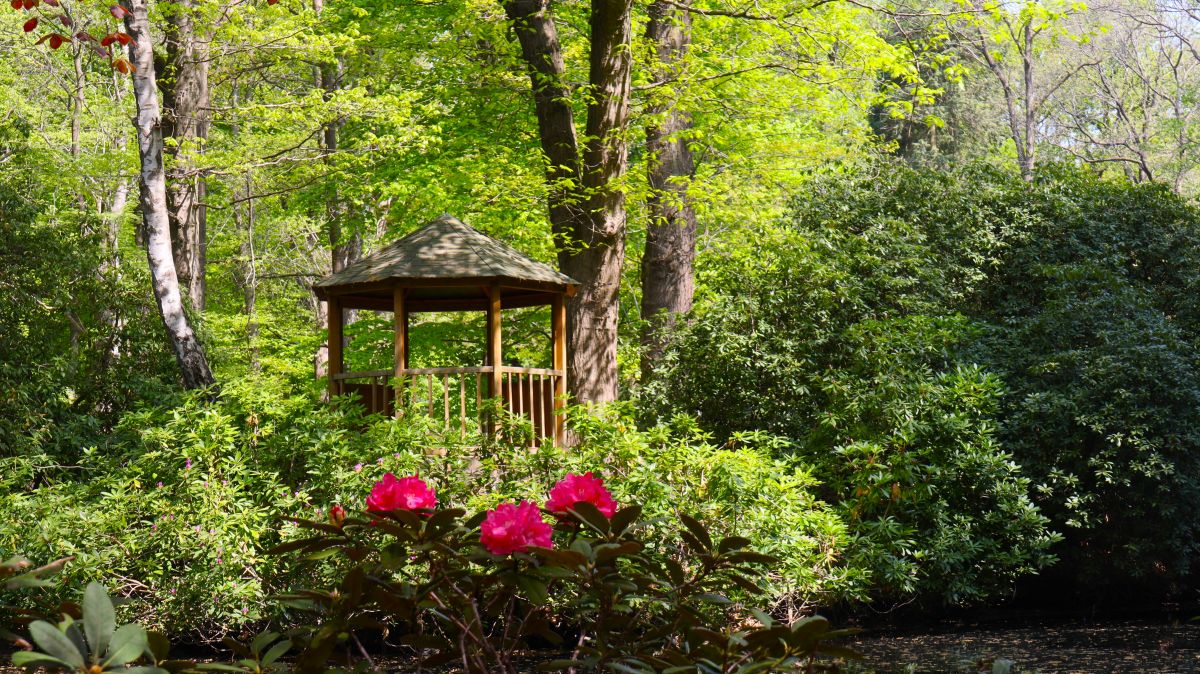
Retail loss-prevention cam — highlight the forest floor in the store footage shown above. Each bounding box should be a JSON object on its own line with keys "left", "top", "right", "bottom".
{"left": 847, "top": 618, "right": 1200, "bottom": 673}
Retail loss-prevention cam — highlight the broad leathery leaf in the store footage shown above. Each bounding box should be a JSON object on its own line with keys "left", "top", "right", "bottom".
{"left": 122, "top": 667, "right": 169, "bottom": 674}
{"left": 195, "top": 664, "right": 246, "bottom": 672}
{"left": 11, "top": 650, "right": 71, "bottom": 668}
{"left": 678, "top": 513, "right": 713, "bottom": 551}
{"left": 785, "top": 615, "right": 830, "bottom": 648}
{"left": 516, "top": 575, "right": 549, "bottom": 605}
{"left": 568, "top": 501, "right": 610, "bottom": 534}
{"left": 28, "top": 620, "right": 86, "bottom": 669}
{"left": 814, "top": 643, "right": 863, "bottom": 659}
{"left": 250, "top": 631, "right": 279, "bottom": 654}
{"left": 260, "top": 639, "right": 292, "bottom": 666}
{"left": 83, "top": 581, "right": 117, "bottom": 659}
{"left": 717, "top": 536, "right": 752, "bottom": 553}
{"left": 104, "top": 623, "right": 149, "bottom": 667}
{"left": 146, "top": 630, "right": 171, "bottom": 661}
{"left": 609, "top": 505, "right": 642, "bottom": 535}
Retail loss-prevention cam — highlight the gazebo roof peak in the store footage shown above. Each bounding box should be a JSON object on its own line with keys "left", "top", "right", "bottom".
{"left": 314, "top": 215, "right": 577, "bottom": 295}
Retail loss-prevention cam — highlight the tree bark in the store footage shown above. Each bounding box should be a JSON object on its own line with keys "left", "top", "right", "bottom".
{"left": 312, "top": 0, "right": 360, "bottom": 380}
{"left": 640, "top": 0, "right": 697, "bottom": 379}
{"left": 505, "top": 0, "right": 634, "bottom": 403}
{"left": 122, "top": 0, "right": 215, "bottom": 390}
{"left": 161, "top": 0, "right": 210, "bottom": 311}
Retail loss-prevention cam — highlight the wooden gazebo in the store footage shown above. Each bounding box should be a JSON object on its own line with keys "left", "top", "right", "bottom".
{"left": 313, "top": 215, "right": 578, "bottom": 445}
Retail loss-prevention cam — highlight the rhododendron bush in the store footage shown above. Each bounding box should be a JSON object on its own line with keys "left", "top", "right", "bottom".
{"left": 271, "top": 472, "right": 859, "bottom": 673}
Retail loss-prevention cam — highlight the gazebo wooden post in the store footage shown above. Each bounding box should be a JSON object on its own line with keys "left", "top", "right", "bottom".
{"left": 392, "top": 287, "right": 406, "bottom": 418}
{"left": 551, "top": 293, "right": 567, "bottom": 444}
{"left": 327, "top": 295, "right": 343, "bottom": 399}
{"left": 485, "top": 285, "right": 503, "bottom": 436}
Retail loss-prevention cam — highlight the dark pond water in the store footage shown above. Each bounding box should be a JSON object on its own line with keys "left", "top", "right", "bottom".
{"left": 848, "top": 619, "right": 1200, "bottom": 673}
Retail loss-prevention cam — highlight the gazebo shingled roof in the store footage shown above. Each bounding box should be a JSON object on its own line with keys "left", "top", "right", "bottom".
{"left": 313, "top": 215, "right": 577, "bottom": 308}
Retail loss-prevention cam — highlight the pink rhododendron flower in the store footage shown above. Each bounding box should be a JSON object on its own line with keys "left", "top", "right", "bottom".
{"left": 480, "top": 501, "right": 553, "bottom": 555}
{"left": 545, "top": 472, "right": 617, "bottom": 519}
{"left": 366, "top": 473, "right": 437, "bottom": 513}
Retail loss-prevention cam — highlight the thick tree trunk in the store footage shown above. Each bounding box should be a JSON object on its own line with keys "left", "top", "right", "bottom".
{"left": 640, "top": 1, "right": 697, "bottom": 379}
{"left": 123, "top": 0, "right": 215, "bottom": 390}
{"left": 161, "top": 0, "right": 210, "bottom": 312}
{"left": 505, "top": 0, "right": 634, "bottom": 403}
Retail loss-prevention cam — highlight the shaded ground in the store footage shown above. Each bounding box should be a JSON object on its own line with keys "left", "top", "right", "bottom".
{"left": 848, "top": 619, "right": 1200, "bottom": 673}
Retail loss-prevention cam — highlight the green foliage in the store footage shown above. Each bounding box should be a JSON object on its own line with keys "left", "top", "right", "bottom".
{"left": 0, "top": 376, "right": 854, "bottom": 635}
{"left": 643, "top": 165, "right": 1059, "bottom": 605}
{"left": 970, "top": 167, "right": 1200, "bottom": 588}
{"left": 273, "top": 492, "right": 860, "bottom": 673}
{"left": 650, "top": 161, "right": 1200, "bottom": 597}
{"left": 12, "top": 582, "right": 179, "bottom": 673}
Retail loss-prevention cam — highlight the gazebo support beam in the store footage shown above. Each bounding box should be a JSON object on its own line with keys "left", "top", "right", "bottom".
{"left": 327, "top": 295, "right": 343, "bottom": 399}
{"left": 487, "top": 286, "right": 502, "bottom": 402}
{"left": 393, "top": 288, "right": 406, "bottom": 418}
{"left": 552, "top": 293, "right": 567, "bottom": 443}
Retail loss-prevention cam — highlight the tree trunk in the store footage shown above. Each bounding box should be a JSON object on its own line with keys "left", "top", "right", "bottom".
{"left": 161, "top": 0, "right": 210, "bottom": 312}
{"left": 640, "top": 1, "right": 697, "bottom": 379}
{"left": 122, "top": 0, "right": 215, "bottom": 390}
{"left": 312, "top": 0, "right": 360, "bottom": 380}
{"left": 505, "top": 0, "right": 634, "bottom": 403}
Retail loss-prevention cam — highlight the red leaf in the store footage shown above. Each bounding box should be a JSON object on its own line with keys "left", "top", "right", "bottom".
{"left": 267, "top": 0, "right": 278, "bottom": 4}
{"left": 43, "top": 0, "right": 58, "bottom": 5}
{"left": 22, "top": 16, "right": 37, "bottom": 31}
{"left": 57, "top": 14, "right": 71, "bottom": 27}
{"left": 9, "top": 0, "right": 21, "bottom": 10}
{"left": 100, "top": 34, "right": 115, "bottom": 46}
{"left": 108, "top": 4, "right": 129, "bottom": 18}
{"left": 34, "top": 33, "right": 51, "bottom": 44}
{"left": 21, "top": 0, "right": 37, "bottom": 8}
{"left": 91, "top": 45, "right": 107, "bottom": 57}
{"left": 115, "top": 32, "right": 132, "bottom": 45}
{"left": 49, "top": 33, "right": 66, "bottom": 49}
{"left": 112, "top": 58, "right": 134, "bottom": 74}
{"left": 75, "top": 30, "right": 95, "bottom": 42}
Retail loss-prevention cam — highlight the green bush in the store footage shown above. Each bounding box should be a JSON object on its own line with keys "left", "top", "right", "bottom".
{"left": 647, "top": 161, "right": 1200, "bottom": 598}
{"left": 642, "top": 165, "right": 1059, "bottom": 605}
{"left": 0, "top": 374, "right": 855, "bottom": 636}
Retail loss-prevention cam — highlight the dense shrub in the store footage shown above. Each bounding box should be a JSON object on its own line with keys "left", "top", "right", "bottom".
{"left": 642, "top": 167, "right": 1058, "bottom": 605}
{"left": 647, "top": 162, "right": 1200, "bottom": 598}
{"left": 0, "top": 375, "right": 854, "bottom": 636}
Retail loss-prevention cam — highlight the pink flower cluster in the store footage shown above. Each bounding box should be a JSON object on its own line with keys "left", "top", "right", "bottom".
{"left": 354, "top": 471, "right": 619, "bottom": 556}
{"left": 367, "top": 473, "right": 438, "bottom": 513}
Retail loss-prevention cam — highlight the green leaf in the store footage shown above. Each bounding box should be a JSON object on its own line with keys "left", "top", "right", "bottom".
{"left": 609, "top": 505, "right": 642, "bottom": 535}
{"left": 104, "top": 623, "right": 149, "bottom": 667}
{"left": 83, "top": 581, "right": 116, "bottom": 660}
{"left": 260, "top": 639, "right": 292, "bottom": 666}
{"left": 29, "top": 620, "right": 86, "bottom": 669}
{"left": 11, "top": 650, "right": 72, "bottom": 668}
{"left": 678, "top": 513, "right": 712, "bottom": 551}
{"left": 516, "top": 575, "right": 549, "bottom": 606}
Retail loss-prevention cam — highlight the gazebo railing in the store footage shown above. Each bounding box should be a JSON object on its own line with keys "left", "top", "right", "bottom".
{"left": 332, "top": 366, "right": 563, "bottom": 445}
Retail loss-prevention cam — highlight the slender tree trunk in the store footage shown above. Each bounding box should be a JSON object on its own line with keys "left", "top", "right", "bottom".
{"left": 312, "top": 0, "right": 359, "bottom": 380}
{"left": 122, "top": 0, "right": 215, "bottom": 390}
{"left": 505, "top": 0, "right": 634, "bottom": 403}
{"left": 640, "top": 1, "right": 697, "bottom": 379}
{"left": 161, "top": 0, "right": 210, "bottom": 311}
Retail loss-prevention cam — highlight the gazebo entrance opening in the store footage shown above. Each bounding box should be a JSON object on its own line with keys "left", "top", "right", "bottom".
{"left": 312, "top": 216, "right": 578, "bottom": 446}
